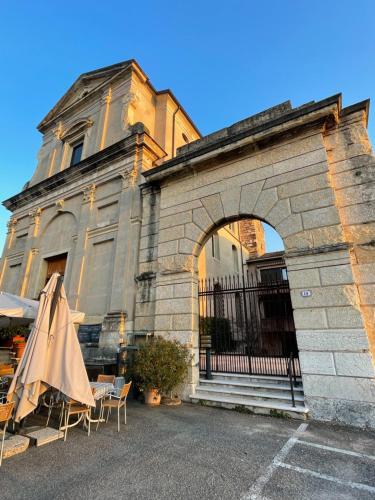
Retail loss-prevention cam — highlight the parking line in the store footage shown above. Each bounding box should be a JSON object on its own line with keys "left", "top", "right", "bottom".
{"left": 241, "top": 423, "right": 308, "bottom": 500}
{"left": 277, "top": 462, "right": 375, "bottom": 494}
{"left": 295, "top": 439, "right": 375, "bottom": 461}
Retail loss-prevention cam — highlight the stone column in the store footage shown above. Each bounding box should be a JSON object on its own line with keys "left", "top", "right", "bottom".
{"left": 285, "top": 245, "right": 375, "bottom": 428}
{"left": 19, "top": 208, "right": 42, "bottom": 297}
{"left": 106, "top": 163, "right": 141, "bottom": 338}
{"left": 154, "top": 254, "right": 199, "bottom": 399}
{"left": 0, "top": 217, "right": 18, "bottom": 288}
{"left": 68, "top": 184, "right": 97, "bottom": 309}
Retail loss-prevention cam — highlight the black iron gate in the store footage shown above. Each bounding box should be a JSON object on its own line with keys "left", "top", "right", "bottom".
{"left": 199, "top": 273, "right": 300, "bottom": 377}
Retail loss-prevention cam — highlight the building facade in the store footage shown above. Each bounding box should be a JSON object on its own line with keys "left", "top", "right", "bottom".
{"left": 1, "top": 62, "right": 375, "bottom": 428}
{"left": 1, "top": 60, "right": 200, "bottom": 346}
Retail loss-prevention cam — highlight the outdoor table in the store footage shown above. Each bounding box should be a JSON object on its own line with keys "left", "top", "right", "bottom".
{"left": 86, "top": 382, "right": 115, "bottom": 424}
{"left": 89, "top": 382, "right": 114, "bottom": 400}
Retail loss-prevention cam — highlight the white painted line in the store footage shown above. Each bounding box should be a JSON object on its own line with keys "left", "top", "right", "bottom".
{"left": 241, "top": 423, "right": 308, "bottom": 500}
{"left": 277, "top": 462, "right": 375, "bottom": 494}
{"left": 295, "top": 439, "right": 375, "bottom": 461}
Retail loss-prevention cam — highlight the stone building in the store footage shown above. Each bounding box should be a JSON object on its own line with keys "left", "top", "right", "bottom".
{"left": 1, "top": 61, "right": 375, "bottom": 428}
{"left": 0, "top": 60, "right": 200, "bottom": 345}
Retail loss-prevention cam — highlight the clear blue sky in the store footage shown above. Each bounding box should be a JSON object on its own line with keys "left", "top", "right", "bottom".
{"left": 0, "top": 1, "right": 374, "bottom": 252}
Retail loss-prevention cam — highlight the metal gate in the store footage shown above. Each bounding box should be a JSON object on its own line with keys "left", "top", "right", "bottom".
{"left": 199, "top": 273, "right": 300, "bottom": 377}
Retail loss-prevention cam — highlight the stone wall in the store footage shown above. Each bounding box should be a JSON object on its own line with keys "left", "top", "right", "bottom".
{"left": 144, "top": 96, "right": 375, "bottom": 428}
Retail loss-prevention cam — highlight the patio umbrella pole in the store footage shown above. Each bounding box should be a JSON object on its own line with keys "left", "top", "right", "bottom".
{"left": 49, "top": 275, "right": 64, "bottom": 332}
{"left": 19, "top": 275, "right": 63, "bottom": 433}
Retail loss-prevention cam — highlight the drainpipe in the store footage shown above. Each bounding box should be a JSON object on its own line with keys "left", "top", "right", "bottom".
{"left": 171, "top": 105, "right": 180, "bottom": 158}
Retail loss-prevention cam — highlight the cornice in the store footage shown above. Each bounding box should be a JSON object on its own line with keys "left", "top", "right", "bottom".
{"left": 3, "top": 125, "right": 166, "bottom": 212}
{"left": 143, "top": 94, "right": 343, "bottom": 183}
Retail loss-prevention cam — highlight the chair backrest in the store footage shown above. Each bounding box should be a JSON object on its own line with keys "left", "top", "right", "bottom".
{"left": 0, "top": 401, "right": 14, "bottom": 423}
{"left": 97, "top": 374, "right": 115, "bottom": 384}
{"left": 120, "top": 381, "right": 132, "bottom": 400}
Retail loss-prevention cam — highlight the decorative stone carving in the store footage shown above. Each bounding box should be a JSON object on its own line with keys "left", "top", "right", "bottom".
{"left": 55, "top": 199, "right": 65, "bottom": 211}
{"left": 102, "top": 87, "right": 112, "bottom": 106}
{"left": 6, "top": 217, "right": 17, "bottom": 234}
{"left": 120, "top": 167, "right": 138, "bottom": 189}
{"left": 82, "top": 184, "right": 96, "bottom": 205}
{"left": 52, "top": 122, "right": 64, "bottom": 140}
{"left": 122, "top": 90, "right": 141, "bottom": 129}
{"left": 29, "top": 208, "right": 42, "bottom": 225}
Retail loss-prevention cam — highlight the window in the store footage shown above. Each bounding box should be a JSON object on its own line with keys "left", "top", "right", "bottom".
{"left": 232, "top": 245, "right": 239, "bottom": 273}
{"left": 211, "top": 232, "right": 220, "bottom": 260}
{"left": 260, "top": 267, "right": 287, "bottom": 283}
{"left": 70, "top": 142, "right": 84, "bottom": 166}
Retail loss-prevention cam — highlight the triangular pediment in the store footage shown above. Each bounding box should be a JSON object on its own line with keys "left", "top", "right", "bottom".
{"left": 38, "top": 60, "right": 135, "bottom": 131}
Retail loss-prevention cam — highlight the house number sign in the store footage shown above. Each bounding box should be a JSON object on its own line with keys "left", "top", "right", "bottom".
{"left": 301, "top": 290, "right": 312, "bottom": 297}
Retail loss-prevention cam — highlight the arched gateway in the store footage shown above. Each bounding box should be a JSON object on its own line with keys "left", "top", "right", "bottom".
{"left": 141, "top": 96, "right": 375, "bottom": 429}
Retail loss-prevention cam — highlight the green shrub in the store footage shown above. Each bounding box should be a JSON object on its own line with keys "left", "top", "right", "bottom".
{"left": 199, "top": 317, "right": 232, "bottom": 353}
{"left": 131, "top": 337, "right": 191, "bottom": 394}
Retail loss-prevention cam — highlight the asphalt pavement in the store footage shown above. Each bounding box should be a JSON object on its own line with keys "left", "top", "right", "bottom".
{"left": 0, "top": 401, "right": 374, "bottom": 499}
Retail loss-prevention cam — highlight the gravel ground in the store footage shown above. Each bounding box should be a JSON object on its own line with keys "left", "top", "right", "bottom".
{"left": 0, "top": 401, "right": 374, "bottom": 499}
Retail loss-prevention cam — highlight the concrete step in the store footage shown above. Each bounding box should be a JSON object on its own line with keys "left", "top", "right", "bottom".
{"left": 196, "top": 386, "right": 305, "bottom": 406}
{"left": 201, "top": 372, "right": 302, "bottom": 386}
{"left": 199, "top": 378, "right": 304, "bottom": 394}
{"left": 190, "top": 392, "right": 309, "bottom": 420}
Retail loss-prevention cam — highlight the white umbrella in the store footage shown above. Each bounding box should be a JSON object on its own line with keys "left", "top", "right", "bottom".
{"left": 0, "top": 291, "right": 85, "bottom": 326}
{"left": 8, "top": 273, "right": 95, "bottom": 422}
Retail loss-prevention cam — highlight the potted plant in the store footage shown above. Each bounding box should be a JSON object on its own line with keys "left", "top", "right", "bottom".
{"left": 131, "top": 337, "right": 191, "bottom": 406}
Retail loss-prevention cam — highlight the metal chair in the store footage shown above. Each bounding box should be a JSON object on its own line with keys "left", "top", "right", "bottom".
{"left": 96, "top": 374, "right": 116, "bottom": 384}
{"left": 97, "top": 381, "right": 132, "bottom": 432}
{"left": 60, "top": 398, "right": 92, "bottom": 442}
{"left": 0, "top": 401, "right": 14, "bottom": 466}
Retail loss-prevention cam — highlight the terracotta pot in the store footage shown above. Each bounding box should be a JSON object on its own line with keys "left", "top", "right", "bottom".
{"left": 12, "top": 335, "right": 25, "bottom": 343}
{"left": 14, "top": 342, "right": 26, "bottom": 360}
{"left": 144, "top": 389, "right": 161, "bottom": 406}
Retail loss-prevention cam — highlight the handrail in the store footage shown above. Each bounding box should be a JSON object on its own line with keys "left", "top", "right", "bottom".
{"left": 287, "top": 352, "right": 296, "bottom": 408}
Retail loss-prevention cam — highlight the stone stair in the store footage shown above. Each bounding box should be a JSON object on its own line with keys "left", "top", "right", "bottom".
{"left": 190, "top": 372, "right": 309, "bottom": 420}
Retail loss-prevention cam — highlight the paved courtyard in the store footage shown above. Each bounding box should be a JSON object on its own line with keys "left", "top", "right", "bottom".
{"left": 0, "top": 402, "right": 374, "bottom": 499}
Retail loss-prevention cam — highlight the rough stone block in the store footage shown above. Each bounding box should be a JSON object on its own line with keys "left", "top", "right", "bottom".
{"left": 184, "top": 222, "right": 204, "bottom": 243}
{"left": 291, "top": 284, "right": 354, "bottom": 308}
{"left": 252, "top": 188, "right": 278, "bottom": 220}
{"left": 358, "top": 284, "right": 375, "bottom": 305}
{"left": 159, "top": 225, "right": 184, "bottom": 243}
{"left": 154, "top": 314, "right": 173, "bottom": 330}
{"left": 302, "top": 374, "right": 375, "bottom": 403}
{"left": 340, "top": 202, "right": 375, "bottom": 225}
{"left": 239, "top": 180, "right": 265, "bottom": 216}
{"left": 334, "top": 352, "right": 375, "bottom": 378}
{"left": 278, "top": 172, "right": 330, "bottom": 199}
{"left": 296, "top": 329, "right": 370, "bottom": 352}
{"left": 159, "top": 211, "right": 192, "bottom": 230}
{"left": 305, "top": 396, "right": 375, "bottom": 429}
{"left": 319, "top": 264, "right": 353, "bottom": 286}
{"left": 293, "top": 308, "right": 328, "bottom": 329}
{"left": 193, "top": 207, "right": 214, "bottom": 232}
{"left": 275, "top": 213, "right": 303, "bottom": 238}
{"left": 326, "top": 306, "right": 364, "bottom": 328}
{"left": 201, "top": 194, "right": 225, "bottom": 223}
{"left": 220, "top": 186, "right": 241, "bottom": 218}
{"left": 291, "top": 188, "right": 334, "bottom": 213}
{"left": 302, "top": 206, "right": 340, "bottom": 230}
{"left": 178, "top": 238, "right": 197, "bottom": 255}
{"left": 2, "top": 434, "right": 29, "bottom": 459}
{"left": 288, "top": 268, "right": 321, "bottom": 288}
{"left": 273, "top": 148, "right": 327, "bottom": 176}
{"left": 299, "top": 351, "right": 336, "bottom": 375}
{"left": 267, "top": 198, "right": 291, "bottom": 227}
{"left": 158, "top": 240, "right": 178, "bottom": 257}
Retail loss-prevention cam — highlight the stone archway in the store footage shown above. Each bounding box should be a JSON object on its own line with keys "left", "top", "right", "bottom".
{"left": 142, "top": 96, "right": 375, "bottom": 428}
